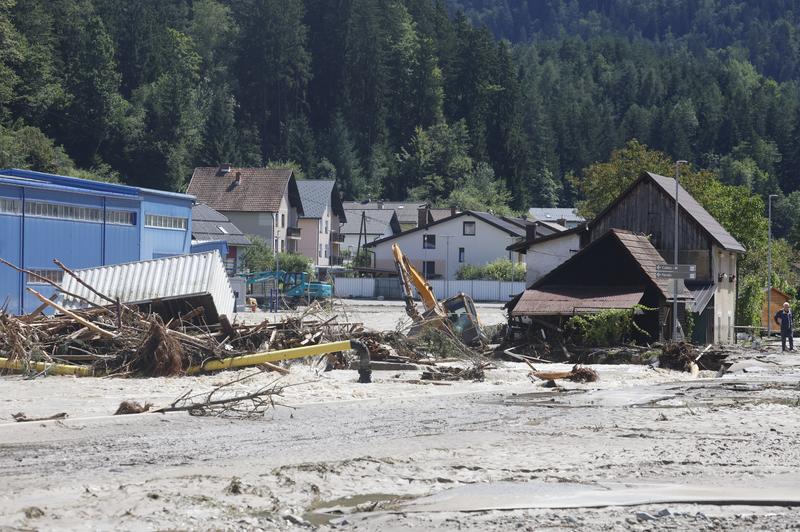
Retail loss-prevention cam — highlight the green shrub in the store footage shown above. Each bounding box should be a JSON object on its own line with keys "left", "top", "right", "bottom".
{"left": 242, "top": 235, "right": 313, "bottom": 275}
{"left": 564, "top": 307, "right": 649, "bottom": 347}
{"left": 456, "top": 259, "right": 525, "bottom": 281}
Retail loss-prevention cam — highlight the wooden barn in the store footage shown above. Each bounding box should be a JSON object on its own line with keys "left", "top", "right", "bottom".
{"left": 584, "top": 171, "right": 745, "bottom": 344}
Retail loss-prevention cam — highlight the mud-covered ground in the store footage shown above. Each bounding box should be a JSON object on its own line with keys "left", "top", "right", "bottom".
{"left": 1, "top": 302, "right": 799, "bottom": 530}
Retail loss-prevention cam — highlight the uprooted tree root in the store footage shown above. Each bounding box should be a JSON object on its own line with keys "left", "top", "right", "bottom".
{"left": 660, "top": 342, "right": 697, "bottom": 371}
{"left": 135, "top": 318, "right": 184, "bottom": 377}
{"left": 532, "top": 364, "right": 599, "bottom": 383}
{"left": 114, "top": 401, "right": 154, "bottom": 415}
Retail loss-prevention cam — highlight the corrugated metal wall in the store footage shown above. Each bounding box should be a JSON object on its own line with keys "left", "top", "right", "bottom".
{"left": 332, "top": 277, "right": 524, "bottom": 302}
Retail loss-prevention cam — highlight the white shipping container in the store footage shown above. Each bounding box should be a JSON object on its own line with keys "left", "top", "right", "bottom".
{"left": 59, "top": 251, "right": 235, "bottom": 317}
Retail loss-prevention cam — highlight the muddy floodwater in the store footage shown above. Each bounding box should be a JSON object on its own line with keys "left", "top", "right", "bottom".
{"left": 1, "top": 302, "right": 799, "bottom": 530}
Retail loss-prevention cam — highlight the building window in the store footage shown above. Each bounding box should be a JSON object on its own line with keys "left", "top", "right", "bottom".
{"left": 463, "top": 221, "right": 476, "bottom": 236}
{"left": 324, "top": 244, "right": 328, "bottom": 258}
{"left": 459, "top": 247, "right": 465, "bottom": 263}
{"left": 319, "top": 244, "right": 323, "bottom": 258}
{"left": 423, "top": 234, "right": 436, "bottom": 249}
{"left": 423, "top": 261, "right": 436, "bottom": 278}
{"left": 325, "top": 220, "right": 329, "bottom": 233}
{"left": 145, "top": 214, "right": 187, "bottom": 230}
{"left": 26, "top": 269, "right": 64, "bottom": 285}
{"left": 107, "top": 210, "right": 136, "bottom": 226}
{"left": 25, "top": 201, "right": 102, "bottom": 223}
{"left": 281, "top": 213, "right": 285, "bottom": 228}
{"left": 280, "top": 239, "right": 284, "bottom": 252}
{"left": 0, "top": 198, "right": 21, "bottom": 215}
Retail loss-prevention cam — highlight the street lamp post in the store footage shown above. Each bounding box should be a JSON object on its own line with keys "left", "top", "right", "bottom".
{"left": 673, "top": 160, "right": 688, "bottom": 342}
{"left": 768, "top": 194, "right": 779, "bottom": 336}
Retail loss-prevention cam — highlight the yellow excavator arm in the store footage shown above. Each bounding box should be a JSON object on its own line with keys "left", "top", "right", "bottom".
{"left": 392, "top": 243, "right": 442, "bottom": 319}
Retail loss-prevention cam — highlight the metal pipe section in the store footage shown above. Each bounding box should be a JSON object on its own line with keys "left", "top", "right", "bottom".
{"left": 187, "top": 340, "right": 355, "bottom": 374}
{"left": 0, "top": 357, "right": 93, "bottom": 376}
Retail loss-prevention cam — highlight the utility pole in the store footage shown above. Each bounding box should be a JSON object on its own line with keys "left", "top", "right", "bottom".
{"left": 673, "top": 160, "right": 688, "bottom": 342}
{"left": 768, "top": 194, "right": 778, "bottom": 336}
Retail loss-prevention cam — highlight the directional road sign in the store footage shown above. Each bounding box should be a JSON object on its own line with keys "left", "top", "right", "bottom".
{"left": 655, "top": 263, "right": 696, "bottom": 280}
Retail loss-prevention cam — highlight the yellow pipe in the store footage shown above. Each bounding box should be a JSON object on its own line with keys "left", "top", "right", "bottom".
{"left": 187, "top": 340, "right": 352, "bottom": 374}
{"left": 0, "top": 357, "right": 93, "bottom": 377}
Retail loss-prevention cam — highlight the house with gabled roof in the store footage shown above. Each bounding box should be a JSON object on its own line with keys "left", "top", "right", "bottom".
{"left": 509, "top": 171, "right": 744, "bottom": 343}
{"left": 187, "top": 166, "right": 304, "bottom": 254}
{"left": 296, "top": 180, "right": 347, "bottom": 267}
{"left": 508, "top": 229, "right": 692, "bottom": 341}
{"left": 584, "top": 171, "right": 745, "bottom": 344}
{"left": 364, "top": 210, "right": 526, "bottom": 279}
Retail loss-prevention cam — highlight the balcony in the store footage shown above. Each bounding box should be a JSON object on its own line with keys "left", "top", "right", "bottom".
{"left": 331, "top": 231, "right": 345, "bottom": 243}
{"left": 286, "top": 226, "right": 301, "bottom": 240}
{"left": 329, "top": 256, "right": 345, "bottom": 266}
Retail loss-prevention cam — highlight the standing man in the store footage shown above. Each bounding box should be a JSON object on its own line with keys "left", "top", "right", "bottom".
{"left": 774, "top": 302, "right": 794, "bottom": 351}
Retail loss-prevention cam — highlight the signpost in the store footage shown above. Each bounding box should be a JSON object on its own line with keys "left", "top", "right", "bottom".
{"left": 655, "top": 264, "right": 697, "bottom": 280}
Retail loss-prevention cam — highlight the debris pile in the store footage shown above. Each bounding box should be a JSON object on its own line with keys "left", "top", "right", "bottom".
{"left": 659, "top": 342, "right": 698, "bottom": 372}
{"left": 421, "top": 362, "right": 490, "bottom": 382}
{"left": 0, "top": 302, "right": 370, "bottom": 378}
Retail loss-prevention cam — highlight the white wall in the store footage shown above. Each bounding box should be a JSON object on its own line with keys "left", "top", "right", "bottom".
{"left": 525, "top": 233, "right": 581, "bottom": 285}
{"left": 370, "top": 214, "right": 523, "bottom": 279}
{"left": 712, "top": 246, "right": 738, "bottom": 344}
{"left": 332, "top": 277, "right": 524, "bottom": 302}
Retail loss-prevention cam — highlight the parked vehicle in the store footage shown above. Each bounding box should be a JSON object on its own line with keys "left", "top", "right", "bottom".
{"left": 246, "top": 271, "right": 332, "bottom": 307}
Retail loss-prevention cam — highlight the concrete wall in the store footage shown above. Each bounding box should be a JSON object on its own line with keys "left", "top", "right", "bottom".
{"left": 369, "top": 214, "right": 523, "bottom": 279}
{"left": 525, "top": 233, "right": 581, "bottom": 285}
{"left": 712, "top": 246, "right": 738, "bottom": 344}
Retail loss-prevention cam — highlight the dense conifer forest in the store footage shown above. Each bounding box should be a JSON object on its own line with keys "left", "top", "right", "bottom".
{"left": 3, "top": 1, "right": 800, "bottom": 240}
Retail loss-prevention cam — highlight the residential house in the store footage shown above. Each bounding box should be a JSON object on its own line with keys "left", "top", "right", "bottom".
{"left": 0, "top": 168, "right": 193, "bottom": 315}
{"left": 191, "top": 204, "right": 251, "bottom": 274}
{"left": 365, "top": 210, "right": 526, "bottom": 279}
{"left": 296, "top": 180, "right": 347, "bottom": 267}
{"left": 508, "top": 225, "right": 585, "bottom": 285}
{"left": 187, "top": 166, "right": 304, "bottom": 254}
{"left": 585, "top": 171, "right": 745, "bottom": 344}
{"left": 528, "top": 207, "right": 585, "bottom": 229}
{"left": 508, "top": 229, "right": 692, "bottom": 341}
{"left": 340, "top": 208, "right": 401, "bottom": 256}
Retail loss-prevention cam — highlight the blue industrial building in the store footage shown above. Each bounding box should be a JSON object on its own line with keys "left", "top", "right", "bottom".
{"left": 0, "top": 168, "right": 194, "bottom": 314}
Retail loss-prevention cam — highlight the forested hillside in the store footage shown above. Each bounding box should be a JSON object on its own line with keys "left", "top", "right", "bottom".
{"left": 3, "top": 0, "right": 800, "bottom": 243}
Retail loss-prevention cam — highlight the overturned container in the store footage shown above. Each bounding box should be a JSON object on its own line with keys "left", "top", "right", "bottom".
{"left": 59, "top": 251, "right": 235, "bottom": 324}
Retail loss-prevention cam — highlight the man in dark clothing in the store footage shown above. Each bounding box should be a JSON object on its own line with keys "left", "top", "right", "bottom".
{"left": 775, "top": 302, "right": 794, "bottom": 351}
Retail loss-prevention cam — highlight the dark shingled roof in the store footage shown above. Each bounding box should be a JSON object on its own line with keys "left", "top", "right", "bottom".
{"left": 342, "top": 201, "right": 426, "bottom": 225}
{"left": 296, "top": 180, "right": 347, "bottom": 221}
{"left": 187, "top": 167, "right": 303, "bottom": 214}
{"left": 645, "top": 172, "right": 745, "bottom": 252}
{"left": 509, "top": 229, "right": 692, "bottom": 317}
{"left": 341, "top": 209, "right": 401, "bottom": 236}
{"left": 191, "top": 204, "right": 251, "bottom": 246}
{"left": 512, "top": 286, "right": 646, "bottom": 316}
{"left": 364, "top": 210, "right": 526, "bottom": 247}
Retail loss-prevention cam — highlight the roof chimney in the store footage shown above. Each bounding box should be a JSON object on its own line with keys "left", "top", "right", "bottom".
{"left": 418, "top": 204, "right": 430, "bottom": 227}
{"left": 450, "top": 205, "right": 457, "bottom": 216}
{"left": 233, "top": 171, "right": 241, "bottom": 186}
{"left": 526, "top": 222, "right": 540, "bottom": 241}
{"left": 220, "top": 163, "right": 231, "bottom": 174}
